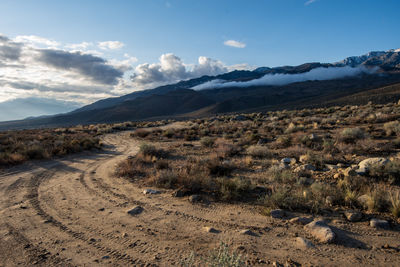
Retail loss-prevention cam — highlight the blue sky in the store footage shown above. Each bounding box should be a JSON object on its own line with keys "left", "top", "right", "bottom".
{"left": 0, "top": 0, "right": 399, "bottom": 120}
{"left": 2, "top": 0, "right": 399, "bottom": 66}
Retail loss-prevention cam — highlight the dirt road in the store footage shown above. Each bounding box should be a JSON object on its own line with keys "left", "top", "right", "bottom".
{"left": 1, "top": 130, "right": 399, "bottom": 266}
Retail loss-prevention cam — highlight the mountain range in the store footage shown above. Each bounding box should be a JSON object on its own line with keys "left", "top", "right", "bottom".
{"left": 1, "top": 49, "right": 400, "bottom": 130}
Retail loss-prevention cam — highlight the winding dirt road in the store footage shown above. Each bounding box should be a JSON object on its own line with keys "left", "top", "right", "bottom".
{"left": 1, "top": 130, "right": 400, "bottom": 266}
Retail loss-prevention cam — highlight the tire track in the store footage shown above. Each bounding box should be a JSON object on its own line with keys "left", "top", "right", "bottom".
{"left": 4, "top": 223, "right": 74, "bottom": 267}
{"left": 26, "top": 170, "right": 155, "bottom": 267}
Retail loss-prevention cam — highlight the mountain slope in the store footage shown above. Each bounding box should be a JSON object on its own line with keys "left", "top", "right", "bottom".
{"left": 1, "top": 49, "right": 400, "bottom": 130}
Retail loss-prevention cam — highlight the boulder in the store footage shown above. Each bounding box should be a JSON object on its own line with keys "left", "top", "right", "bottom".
{"left": 304, "top": 220, "right": 335, "bottom": 243}
{"left": 299, "top": 155, "right": 309, "bottom": 164}
{"left": 297, "top": 177, "right": 314, "bottom": 186}
{"left": 358, "top": 158, "right": 389, "bottom": 174}
{"left": 344, "top": 210, "right": 362, "bottom": 222}
{"left": 370, "top": 218, "right": 389, "bottom": 229}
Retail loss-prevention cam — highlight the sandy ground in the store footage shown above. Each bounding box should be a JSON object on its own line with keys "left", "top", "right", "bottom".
{"left": 1, "top": 129, "right": 400, "bottom": 267}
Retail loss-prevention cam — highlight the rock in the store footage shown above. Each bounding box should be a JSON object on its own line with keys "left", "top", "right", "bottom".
{"left": 299, "top": 155, "right": 309, "bottom": 163}
{"left": 278, "top": 163, "right": 290, "bottom": 170}
{"left": 370, "top": 218, "right": 389, "bottom": 229}
{"left": 357, "top": 194, "right": 369, "bottom": 209}
{"left": 189, "top": 194, "right": 202, "bottom": 203}
{"left": 294, "top": 164, "right": 316, "bottom": 172}
{"left": 281, "top": 158, "right": 296, "bottom": 164}
{"left": 127, "top": 206, "right": 144, "bottom": 216}
{"left": 309, "top": 134, "right": 317, "bottom": 140}
{"left": 295, "top": 237, "right": 314, "bottom": 249}
{"left": 289, "top": 217, "right": 313, "bottom": 225}
{"left": 297, "top": 177, "right": 314, "bottom": 186}
{"left": 143, "top": 189, "right": 161, "bottom": 195}
{"left": 333, "top": 173, "right": 344, "bottom": 179}
{"left": 172, "top": 187, "right": 191, "bottom": 197}
{"left": 343, "top": 167, "right": 357, "bottom": 177}
{"left": 304, "top": 220, "right": 335, "bottom": 243}
{"left": 303, "top": 164, "right": 316, "bottom": 171}
{"left": 270, "top": 209, "right": 285, "bottom": 219}
{"left": 326, "top": 164, "right": 339, "bottom": 171}
{"left": 203, "top": 227, "right": 220, "bottom": 233}
{"left": 325, "top": 196, "right": 334, "bottom": 206}
{"left": 344, "top": 210, "right": 362, "bottom": 222}
{"left": 239, "top": 229, "right": 256, "bottom": 236}
{"left": 358, "top": 158, "right": 389, "bottom": 174}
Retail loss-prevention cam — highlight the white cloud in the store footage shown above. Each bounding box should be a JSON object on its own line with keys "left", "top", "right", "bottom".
{"left": 192, "top": 66, "right": 377, "bottom": 90}
{"left": 305, "top": 0, "right": 318, "bottom": 5}
{"left": 65, "top": 41, "right": 93, "bottom": 50}
{"left": 130, "top": 53, "right": 229, "bottom": 88}
{"left": 224, "top": 40, "right": 246, "bottom": 48}
{"left": 14, "top": 35, "right": 60, "bottom": 48}
{"left": 98, "top": 41, "right": 125, "bottom": 50}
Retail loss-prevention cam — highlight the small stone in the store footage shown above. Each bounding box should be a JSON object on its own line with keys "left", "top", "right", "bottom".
{"left": 102, "top": 256, "right": 110, "bottom": 260}
{"left": 143, "top": 189, "right": 161, "bottom": 195}
{"left": 270, "top": 209, "right": 285, "bottom": 219}
{"left": 127, "top": 206, "right": 144, "bottom": 216}
{"left": 344, "top": 210, "right": 362, "bottom": 222}
{"left": 289, "top": 217, "right": 313, "bottom": 225}
{"left": 297, "top": 177, "right": 314, "bottom": 186}
{"left": 343, "top": 167, "right": 357, "bottom": 177}
{"left": 189, "top": 194, "right": 202, "bottom": 203}
{"left": 325, "top": 196, "right": 334, "bottom": 206}
{"left": 281, "top": 158, "right": 296, "bottom": 164}
{"left": 203, "top": 227, "right": 220, "bottom": 233}
{"left": 239, "top": 229, "right": 256, "bottom": 236}
{"left": 333, "top": 173, "right": 343, "bottom": 179}
{"left": 370, "top": 218, "right": 389, "bottom": 229}
{"left": 304, "top": 220, "right": 335, "bottom": 243}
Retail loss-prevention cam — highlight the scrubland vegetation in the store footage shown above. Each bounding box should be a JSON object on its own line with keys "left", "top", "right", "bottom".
{"left": 119, "top": 101, "right": 400, "bottom": 222}
{"left": 0, "top": 121, "right": 168, "bottom": 168}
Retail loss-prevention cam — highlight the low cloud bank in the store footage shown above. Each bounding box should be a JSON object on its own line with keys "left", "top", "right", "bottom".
{"left": 192, "top": 66, "right": 378, "bottom": 90}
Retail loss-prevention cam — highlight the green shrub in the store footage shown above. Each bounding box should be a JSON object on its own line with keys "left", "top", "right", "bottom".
{"left": 218, "top": 177, "right": 252, "bottom": 201}
{"left": 383, "top": 121, "right": 400, "bottom": 136}
{"left": 246, "top": 145, "right": 271, "bottom": 158}
{"left": 339, "top": 128, "right": 365, "bottom": 144}
{"left": 200, "top": 137, "right": 216, "bottom": 148}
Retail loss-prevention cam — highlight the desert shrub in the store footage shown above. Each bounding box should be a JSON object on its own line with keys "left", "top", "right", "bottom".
{"left": 181, "top": 242, "right": 245, "bottom": 267}
{"left": 205, "top": 242, "right": 245, "bottom": 267}
{"left": 265, "top": 166, "right": 296, "bottom": 184}
{"left": 339, "top": 127, "right": 365, "bottom": 144}
{"left": 389, "top": 191, "right": 400, "bottom": 218}
{"left": 217, "top": 177, "right": 252, "bottom": 201}
{"left": 369, "top": 159, "right": 400, "bottom": 184}
{"left": 264, "top": 186, "right": 304, "bottom": 211}
{"left": 115, "top": 158, "right": 147, "bottom": 178}
{"left": 25, "top": 145, "right": 49, "bottom": 160}
{"left": 366, "top": 188, "right": 388, "bottom": 212}
{"left": 215, "top": 140, "right": 240, "bottom": 158}
{"left": 246, "top": 145, "right": 270, "bottom": 158}
{"left": 139, "top": 143, "right": 166, "bottom": 158}
{"left": 155, "top": 160, "right": 169, "bottom": 170}
{"left": 276, "top": 135, "right": 291, "bottom": 148}
{"left": 206, "top": 159, "right": 234, "bottom": 177}
{"left": 200, "top": 137, "right": 216, "bottom": 148}
{"left": 149, "top": 170, "right": 178, "bottom": 189}
{"left": 383, "top": 121, "right": 400, "bottom": 136}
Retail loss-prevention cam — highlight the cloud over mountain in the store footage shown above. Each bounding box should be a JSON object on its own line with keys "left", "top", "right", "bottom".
{"left": 130, "top": 53, "right": 228, "bottom": 88}
{"left": 193, "top": 66, "right": 377, "bottom": 90}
